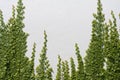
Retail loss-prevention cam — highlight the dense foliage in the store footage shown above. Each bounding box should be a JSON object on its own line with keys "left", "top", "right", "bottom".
{"left": 84, "top": 0, "right": 105, "bottom": 79}
{"left": 0, "top": 0, "right": 120, "bottom": 80}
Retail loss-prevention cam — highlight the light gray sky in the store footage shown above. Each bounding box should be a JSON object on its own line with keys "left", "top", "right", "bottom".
{"left": 0, "top": 0, "right": 120, "bottom": 76}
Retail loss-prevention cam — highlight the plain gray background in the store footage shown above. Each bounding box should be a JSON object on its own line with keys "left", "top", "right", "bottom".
{"left": 0, "top": 0, "right": 120, "bottom": 76}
